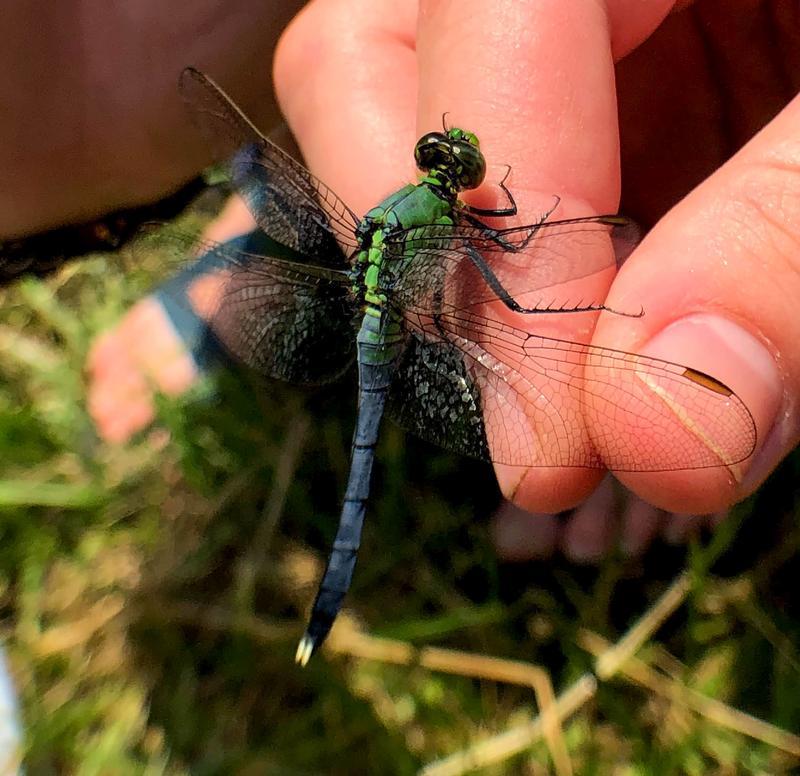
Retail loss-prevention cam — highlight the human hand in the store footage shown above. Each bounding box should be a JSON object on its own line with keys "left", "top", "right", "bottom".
{"left": 273, "top": 0, "right": 797, "bottom": 529}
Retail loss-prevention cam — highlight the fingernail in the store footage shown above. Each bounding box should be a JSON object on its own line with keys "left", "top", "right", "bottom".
{"left": 640, "top": 314, "right": 781, "bottom": 476}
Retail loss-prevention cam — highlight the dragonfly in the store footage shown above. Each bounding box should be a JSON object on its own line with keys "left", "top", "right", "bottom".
{"left": 176, "top": 68, "right": 756, "bottom": 666}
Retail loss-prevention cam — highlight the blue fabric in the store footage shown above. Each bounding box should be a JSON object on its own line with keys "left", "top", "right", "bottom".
{"left": 153, "top": 230, "right": 273, "bottom": 372}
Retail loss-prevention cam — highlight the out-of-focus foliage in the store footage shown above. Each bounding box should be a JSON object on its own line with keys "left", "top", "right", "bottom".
{"left": 0, "top": 208, "right": 798, "bottom": 773}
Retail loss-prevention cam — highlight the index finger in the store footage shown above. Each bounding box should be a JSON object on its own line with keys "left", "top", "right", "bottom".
{"left": 414, "top": 0, "right": 673, "bottom": 510}
{"left": 274, "top": 0, "right": 420, "bottom": 212}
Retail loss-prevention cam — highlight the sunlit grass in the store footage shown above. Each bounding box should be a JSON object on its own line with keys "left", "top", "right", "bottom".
{"left": 0, "top": 204, "right": 799, "bottom": 773}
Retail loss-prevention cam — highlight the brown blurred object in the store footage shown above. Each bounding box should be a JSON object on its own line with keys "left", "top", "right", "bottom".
{"left": 0, "top": 1, "right": 302, "bottom": 276}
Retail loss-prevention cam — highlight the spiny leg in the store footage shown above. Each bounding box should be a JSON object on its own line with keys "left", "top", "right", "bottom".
{"left": 461, "top": 195, "right": 562, "bottom": 252}
{"left": 460, "top": 241, "right": 641, "bottom": 317}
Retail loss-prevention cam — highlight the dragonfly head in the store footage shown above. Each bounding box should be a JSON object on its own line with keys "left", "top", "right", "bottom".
{"left": 414, "top": 127, "right": 486, "bottom": 192}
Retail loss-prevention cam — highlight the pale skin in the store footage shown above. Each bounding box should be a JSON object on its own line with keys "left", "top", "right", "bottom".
{"left": 81, "top": 1, "right": 800, "bottom": 556}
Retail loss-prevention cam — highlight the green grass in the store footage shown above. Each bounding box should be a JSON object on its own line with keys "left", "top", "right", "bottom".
{"left": 1, "top": 204, "right": 799, "bottom": 774}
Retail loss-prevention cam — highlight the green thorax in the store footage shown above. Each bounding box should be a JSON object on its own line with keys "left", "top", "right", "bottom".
{"left": 363, "top": 181, "right": 454, "bottom": 232}
{"left": 352, "top": 123, "right": 488, "bottom": 320}
{"left": 356, "top": 181, "right": 455, "bottom": 314}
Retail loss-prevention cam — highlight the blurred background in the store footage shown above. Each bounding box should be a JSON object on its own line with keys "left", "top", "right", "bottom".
{"left": 2, "top": 221, "right": 800, "bottom": 772}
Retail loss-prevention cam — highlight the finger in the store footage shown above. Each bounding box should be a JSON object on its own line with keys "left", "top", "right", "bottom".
{"left": 594, "top": 94, "right": 800, "bottom": 514}
{"left": 415, "top": 0, "right": 678, "bottom": 214}
{"left": 619, "top": 495, "right": 665, "bottom": 557}
{"left": 560, "top": 475, "right": 617, "bottom": 562}
{"left": 491, "top": 501, "right": 560, "bottom": 561}
{"left": 415, "top": 0, "right": 678, "bottom": 511}
{"left": 200, "top": 196, "right": 255, "bottom": 244}
{"left": 662, "top": 513, "right": 702, "bottom": 545}
{"left": 273, "top": 0, "right": 675, "bottom": 209}
{"left": 274, "top": 0, "right": 419, "bottom": 213}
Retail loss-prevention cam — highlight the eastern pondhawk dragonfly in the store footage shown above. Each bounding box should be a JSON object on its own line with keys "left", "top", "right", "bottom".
{"left": 176, "top": 68, "right": 756, "bottom": 665}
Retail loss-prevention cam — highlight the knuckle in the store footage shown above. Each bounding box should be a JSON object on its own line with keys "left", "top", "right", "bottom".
{"left": 730, "top": 153, "right": 800, "bottom": 286}
{"left": 274, "top": 0, "right": 354, "bottom": 93}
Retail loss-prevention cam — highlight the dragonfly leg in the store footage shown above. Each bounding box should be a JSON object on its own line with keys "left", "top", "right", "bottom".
{"left": 508, "top": 195, "right": 561, "bottom": 250}
{"left": 462, "top": 241, "right": 614, "bottom": 315}
{"left": 460, "top": 165, "right": 518, "bottom": 218}
{"left": 461, "top": 196, "right": 562, "bottom": 252}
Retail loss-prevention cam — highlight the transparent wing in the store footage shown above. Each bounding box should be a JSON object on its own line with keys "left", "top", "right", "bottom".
{"left": 140, "top": 228, "right": 357, "bottom": 385}
{"left": 386, "top": 215, "right": 640, "bottom": 315}
{"left": 388, "top": 309, "right": 756, "bottom": 471}
{"left": 179, "top": 68, "right": 360, "bottom": 266}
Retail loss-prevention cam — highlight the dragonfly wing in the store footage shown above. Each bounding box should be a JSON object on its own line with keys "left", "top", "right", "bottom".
{"left": 179, "top": 68, "right": 359, "bottom": 267}
{"left": 388, "top": 216, "right": 640, "bottom": 315}
{"left": 387, "top": 330, "right": 492, "bottom": 462}
{"left": 388, "top": 309, "right": 756, "bottom": 471}
{"left": 140, "top": 228, "right": 357, "bottom": 384}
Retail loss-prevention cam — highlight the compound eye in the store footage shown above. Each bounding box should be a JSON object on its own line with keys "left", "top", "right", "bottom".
{"left": 453, "top": 140, "right": 486, "bottom": 190}
{"left": 414, "top": 132, "right": 449, "bottom": 172}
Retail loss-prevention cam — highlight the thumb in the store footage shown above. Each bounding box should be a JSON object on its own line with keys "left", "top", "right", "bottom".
{"left": 592, "top": 94, "right": 800, "bottom": 513}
